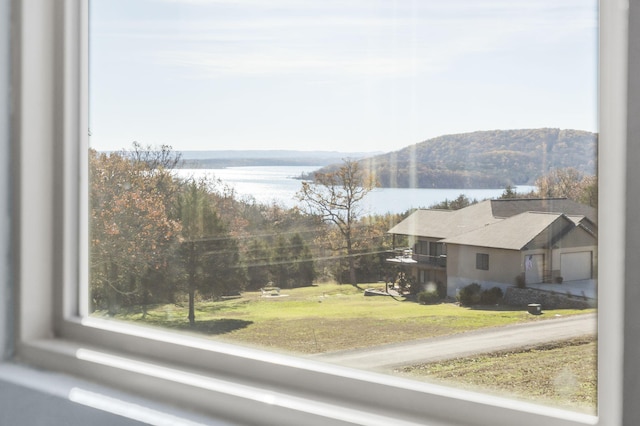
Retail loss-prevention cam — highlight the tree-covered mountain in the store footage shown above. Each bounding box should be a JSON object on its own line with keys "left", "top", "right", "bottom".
{"left": 317, "top": 129, "right": 596, "bottom": 189}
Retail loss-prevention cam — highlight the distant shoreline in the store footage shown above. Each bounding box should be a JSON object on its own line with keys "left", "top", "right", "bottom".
{"left": 176, "top": 158, "right": 333, "bottom": 169}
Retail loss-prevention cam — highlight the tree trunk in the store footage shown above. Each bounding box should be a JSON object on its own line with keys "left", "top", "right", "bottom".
{"left": 141, "top": 277, "right": 148, "bottom": 319}
{"left": 347, "top": 238, "right": 357, "bottom": 286}
{"left": 107, "top": 260, "right": 118, "bottom": 316}
{"left": 188, "top": 282, "right": 195, "bottom": 327}
{"left": 187, "top": 241, "right": 198, "bottom": 328}
{"left": 188, "top": 242, "right": 196, "bottom": 327}
{"left": 349, "top": 254, "right": 357, "bottom": 286}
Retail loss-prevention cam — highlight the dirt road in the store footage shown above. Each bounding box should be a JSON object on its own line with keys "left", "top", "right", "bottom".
{"left": 313, "top": 313, "right": 596, "bottom": 370}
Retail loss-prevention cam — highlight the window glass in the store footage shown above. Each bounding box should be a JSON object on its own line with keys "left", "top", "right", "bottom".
{"left": 89, "top": 0, "right": 598, "bottom": 414}
{"left": 430, "top": 242, "right": 444, "bottom": 257}
{"left": 476, "top": 253, "right": 489, "bottom": 271}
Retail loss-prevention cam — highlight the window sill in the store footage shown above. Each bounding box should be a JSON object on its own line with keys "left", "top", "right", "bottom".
{"left": 16, "top": 318, "right": 598, "bottom": 426}
{"left": 0, "top": 362, "right": 230, "bottom": 426}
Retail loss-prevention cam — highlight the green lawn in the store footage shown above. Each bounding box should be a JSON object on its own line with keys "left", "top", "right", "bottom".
{"left": 98, "top": 283, "right": 597, "bottom": 413}
{"left": 99, "top": 283, "right": 595, "bottom": 355}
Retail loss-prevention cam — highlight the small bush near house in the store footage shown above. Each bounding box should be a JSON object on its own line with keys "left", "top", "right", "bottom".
{"left": 417, "top": 290, "right": 440, "bottom": 305}
{"left": 458, "top": 284, "right": 503, "bottom": 306}
{"left": 480, "top": 287, "right": 504, "bottom": 305}
{"left": 515, "top": 274, "right": 526, "bottom": 288}
{"left": 457, "top": 283, "right": 482, "bottom": 306}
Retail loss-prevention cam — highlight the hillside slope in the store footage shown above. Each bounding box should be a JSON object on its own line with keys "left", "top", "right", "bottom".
{"left": 353, "top": 128, "right": 596, "bottom": 189}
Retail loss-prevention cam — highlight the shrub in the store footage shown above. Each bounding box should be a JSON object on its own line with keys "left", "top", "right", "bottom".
{"left": 480, "top": 287, "right": 504, "bottom": 305}
{"left": 515, "top": 274, "right": 526, "bottom": 288}
{"left": 555, "top": 276, "right": 564, "bottom": 284}
{"left": 457, "top": 284, "right": 503, "bottom": 306}
{"left": 457, "top": 283, "right": 482, "bottom": 306}
{"left": 417, "top": 290, "right": 440, "bottom": 305}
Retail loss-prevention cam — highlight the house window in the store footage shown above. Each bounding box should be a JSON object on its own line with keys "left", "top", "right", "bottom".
{"left": 429, "top": 242, "right": 445, "bottom": 257}
{"left": 418, "top": 241, "right": 429, "bottom": 255}
{"left": 420, "top": 241, "right": 429, "bottom": 255}
{"left": 476, "top": 253, "right": 489, "bottom": 270}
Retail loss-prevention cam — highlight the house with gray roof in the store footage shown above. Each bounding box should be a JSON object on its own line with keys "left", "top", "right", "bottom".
{"left": 387, "top": 198, "right": 597, "bottom": 297}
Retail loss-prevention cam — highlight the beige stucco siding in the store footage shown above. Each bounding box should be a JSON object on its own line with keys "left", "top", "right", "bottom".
{"left": 556, "top": 225, "right": 596, "bottom": 248}
{"left": 446, "top": 242, "right": 596, "bottom": 295}
{"left": 446, "top": 244, "right": 522, "bottom": 296}
{"left": 527, "top": 222, "right": 595, "bottom": 250}
{"left": 526, "top": 220, "right": 572, "bottom": 250}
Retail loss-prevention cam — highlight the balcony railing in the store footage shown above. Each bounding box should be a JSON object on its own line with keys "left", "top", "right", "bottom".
{"left": 386, "top": 249, "right": 446, "bottom": 268}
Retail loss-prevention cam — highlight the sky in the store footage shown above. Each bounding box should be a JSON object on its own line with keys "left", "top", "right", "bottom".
{"left": 89, "top": 0, "right": 598, "bottom": 153}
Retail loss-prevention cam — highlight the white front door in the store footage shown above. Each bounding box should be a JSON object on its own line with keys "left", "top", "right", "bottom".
{"left": 525, "top": 254, "right": 544, "bottom": 284}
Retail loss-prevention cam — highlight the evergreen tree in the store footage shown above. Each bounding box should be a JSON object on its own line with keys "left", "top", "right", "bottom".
{"left": 245, "top": 239, "right": 272, "bottom": 290}
{"left": 176, "top": 179, "right": 245, "bottom": 327}
{"left": 288, "top": 233, "right": 316, "bottom": 287}
{"left": 499, "top": 185, "right": 518, "bottom": 199}
{"left": 272, "top": 234, "right": 292, "bottom": 288}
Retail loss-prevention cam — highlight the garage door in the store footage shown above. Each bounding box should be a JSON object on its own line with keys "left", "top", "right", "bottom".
{"left": 560, "top": 252, "right": 592, "bottom": 281}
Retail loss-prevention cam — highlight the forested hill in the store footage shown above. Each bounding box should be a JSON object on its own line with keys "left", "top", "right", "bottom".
{"left": 353, "top": 128, "right": 596, "bottom": 189}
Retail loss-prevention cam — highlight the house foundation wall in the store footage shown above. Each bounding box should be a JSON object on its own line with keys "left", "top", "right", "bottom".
{"left": 503, "top": 286, "right": 595, "bottom": 309}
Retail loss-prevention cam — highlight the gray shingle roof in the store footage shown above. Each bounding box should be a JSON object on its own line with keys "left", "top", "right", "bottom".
{"left": 387, "top": 198, "right": 597, "bottom": 250}
{"left": 441, "top": 212, "right": 569, "bottom": 250}
{"left": 387, "top": 201, "right": 500, "bottom": 239}
{"left": 489, "top": 198, "right": 596, "bottom": 222}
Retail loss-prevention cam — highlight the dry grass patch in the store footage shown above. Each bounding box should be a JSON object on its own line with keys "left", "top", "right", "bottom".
{"left": 218, "top": 317, "right": 457, "bottom": 354}
{"left": 398, "top": 336, "right": 597, "bottom": 414}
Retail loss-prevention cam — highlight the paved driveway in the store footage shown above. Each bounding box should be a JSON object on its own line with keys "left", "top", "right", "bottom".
{"left": 313, "top": 313, "right": 596, "bottom": 371}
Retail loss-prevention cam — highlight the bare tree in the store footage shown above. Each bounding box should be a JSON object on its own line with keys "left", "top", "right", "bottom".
{"left": 535, "top": 167, "right": 597, "bottom": 207}
{"left": 124, "top": 141, "right": 182, "bottom": 170}
{"left": 296, "top": 159, "right": 376, "bottom": 285}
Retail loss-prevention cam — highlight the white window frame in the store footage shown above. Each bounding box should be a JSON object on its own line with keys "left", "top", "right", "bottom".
{"left": 7, "top": 0, "right": 632, "bottom": 424}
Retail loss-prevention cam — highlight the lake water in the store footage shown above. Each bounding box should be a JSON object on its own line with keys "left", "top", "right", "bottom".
{"left": 173, "top": 166, "right": 535, "bottom": 215}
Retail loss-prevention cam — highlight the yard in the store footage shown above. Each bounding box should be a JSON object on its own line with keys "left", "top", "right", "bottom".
{"left": 102, "top": 282, "right": 595, "bottom": 355}
{"left": 96, "top": 282, "right": 596, "bottom": 413}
